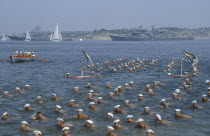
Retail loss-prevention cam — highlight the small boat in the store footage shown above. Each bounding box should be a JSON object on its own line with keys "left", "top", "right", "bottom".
{"left": 52, "top": 24, "right": 63, "bottom": 41}
{"left": 1, "top": 33, "right": 7, "bottom": 41}
{"left": 25, "top": 31, "right": 31, "bottom": 41}
{"left": 10, "top": 51, "right": 35, "bottom": 63}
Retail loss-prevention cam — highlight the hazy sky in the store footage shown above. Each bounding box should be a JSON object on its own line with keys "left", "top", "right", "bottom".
{"left": 1, "top": 0, "right": 210, "bottom": 33}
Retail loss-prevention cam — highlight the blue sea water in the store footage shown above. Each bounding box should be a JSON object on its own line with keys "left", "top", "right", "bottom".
{"left": 0, "top": 40, "right": 210, "bottom": 136}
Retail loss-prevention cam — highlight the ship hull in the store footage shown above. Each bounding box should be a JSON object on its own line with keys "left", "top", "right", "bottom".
{"left": 10, "top": 56, "right": 35, "bottom": 63}
{"left": 109, "top": 35, "right": 194, "bottom": 41}
{"left": 8, "top": 36, "right": 25, "bottom": 41}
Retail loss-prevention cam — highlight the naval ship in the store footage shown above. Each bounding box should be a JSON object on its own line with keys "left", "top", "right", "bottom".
{"left": 109, "top": 27, "right": 194, "bottom": 41}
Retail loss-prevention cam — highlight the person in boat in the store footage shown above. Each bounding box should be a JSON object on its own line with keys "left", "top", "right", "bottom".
{"left": 67, "top": 109, "right": 90, "bottom": 119}
{"left": 97, "top": 97, "right": 103, "bottom": 104}
{"left": 56, "top": 118, "right": 66, "bottom": 128}
{"left": 155, "top": 114, "right": 172, "bottom": 124}
{"left": 87, "top": 93, "right": 93, "bottom": 100}
{"left": 107, "top": 113, "right": 115, "bottom": 119}
{"left": 113, "top": 105, "right": 125, "bottom": 113}
{"left": 160, "top": 99, "right": 169, "bottom": 108}
{"left": 20, "top": 121, "right": 32, "bottom": 131}
{"left": 199, "top": 95, "right": 210, "bottom": 102}
{"left": 69, "top": 100, "right": 76, "bottom": 107}
{"left": 109, "top": 92, "right": 114, "bottom": 97}
{"left": 31, "top": 111, "right": 47, "bottom": 120}
{"left": 174, "top": 109, "right": 192, "bottom": 118}
{"left": 89, "top": 90, "right": 97, "bottom": 96}
{"left": 113, "top": 119, "right": 122, "bottom": 129}
{"left": 89, "top": 102, "right": 96, "bottom": 110}
{"left": 15, "top": 87, "right": 21, "bottom": 92}
{"left": 138, "top": 94, "right": 144, "bottom": 101}
{"left": 24, "top": 85, "right": 30, "bottom": 90}
{"left": 55, "top": 105, "right": 62, "bottom": 112}
{"left": 51, "top": 94, "right": 58, "bottom": 101}
{"left": 106, "top": 82, "right": 112, "bottom": 88}
{"left": 36, "top": 96, "right": 44, "bottom": 103}
{"left": 130, "top": 81, "right": 134, "bottom": 87}
{"left": 84, "top": 120, "right": 94, "bottom": 128}
{"left": 1, "top": 112, "right": 9, "bottom": 120}
{"left": 87, "top": 83, "right": 95, "bottom": 88}
{"left": 124, "top": 100, "right": 130, "bottom": 107}
{"left": 3, "top": 91, "right": 9, "bottom": 97}
{"left": 146, "top": 129, "right": 154, "bottom": 136}
{"left": 96, "top": 74, "right": 101, "bottom": 78}
{"left": 126, "top": 115, "right": 135, "bottom": 123}
{"left": 135, "top": 118, "right": 148, "bottom": 129}
{"left": 74, "top": 87, "right": 79, "bottom": 92}
{"left": 60, "top": 127, "right": 71, "bottom": 136}
{"left": 33, "top": 130, "right": 42, "bottom": 136}
{"left": 24, "top": 104, "right": 32, "bottom": 111}
{"left": 107, "top": 126, "right": 117, "bottom": 136}
{"left": 185, "top": 78, "right": 192, "bottom": 84}
{"left": 66, "top": 73, "right": 71, "bottom": 78}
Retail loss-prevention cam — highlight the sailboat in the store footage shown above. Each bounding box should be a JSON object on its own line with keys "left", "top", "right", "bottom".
{"left": 52, "top": 24, "right": 63, "bottom": 41}
{"left": 1, "top": 33, "right": 7, "bottom": 41}
{"left": 50, "top": 33, "right": 53, "bottom": 41}
{"left": 25, "top": 31, "right": 31, "bottom": 41}
{"left": 72, "top": 48, "right": 95, "bottom": 78}
{"left": 168, "top": 50, "right": 198, "bottom": 77}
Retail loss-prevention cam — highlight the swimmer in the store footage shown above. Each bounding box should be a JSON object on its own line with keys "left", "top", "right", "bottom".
{"left": 124, "top": 83, "right": 129, "bottom": 88}
{"left": 135, "top": 118, "right": 148, "bottom": 129}
{"left": 199, "top": 95, "right": 210, "bottom": 102}
{"left": 106, "top": 82, "right": 112, "bottom": 88}
{"left": 130, "top": 81, "right": 134, "bottom": 87}
{"left": 117, "top": 86, "right": 123, "bottom": 91}
{"left": 160, "top": 99, "right": 168, "bottom": 108}
{"left": 87, "top": 93, "right": 93, "bottom": 100}
{"left": 51, "top": 94, "right": 58, "bottom": 101}
{"left": 33, "top": 130, "right": 42, "bottom": 136}
{"left": 126, "top": 115, "right": 135, "bottom": 123}
{"left": 124, "top": 100, "right": 130, "bottom": 106}
{"left": 31, "top": 111, "right": 47, "bottom": 120}
{"left": 96, "top": 73, "right": 101, "bottom": 78}
{"left": 69, "top": 100, "right": 76, "bottom": 107}
{"left": 172, "top": 93, "right": 184, "bottom": 100}
{"left": 109, "top": 92, "right": 114, "bottom": 97}
{"left": 56, "top": 118, "right": 66, "bottom": 128}
{"left": 107, "top": 126, "right": 117, "bottom": 136}
{"left": 113, "top": 105, "right": 125, "bottom": 113}
{"left": 145, "top": 84, "right": 151, "bottom": 91}
{"left": 97, "top": 97, "right": 103, "bottom": 104}
{"left": 91, "top": 71, "right": 95, "bottom": 75}
{"left": 20, "top": 121, "right": 32, "bottom": 131}
{"left": 107, "top": 113, "right": 115, "bottom": 119}
{"left": 89, "top": 90, "right": 97, "bottom": 96}
{"left": 87, "top": 83, "right": 95, "bottom": 88}
{"left": 140, "top": 107, "right": 152, "bottom": 115}
{"left": 155, "top": 114, "right": 172, "bottom": 124}
{"left": 66, "top": 73, "right": 71, "bottom": 78}
{"left": 138, "top": 94, "right": 143, "bottom": 101}
{"left": 191, "top": 100, "right": 200, "bottom": 109}
{"left": 15, "top": 87, "right": 21, "bottom": 92}
{"left": 3, "top": 91, "right": 9, "bottom": 97}
{"left": 24, "top": 104, "right": 32, "bottom": 111}
{"left": 174, "top": 109, "right": 192, "bottom": 118}
{"left": 114, "top": 88, "right": 119, "bottom": 94}
{"left": 36, "top": 96, "right": 44, "bottom": 103}
{"left": 185, "top": 78, "right": 192, "bottom": 84}
{"left": 74, "top": 87, "right": 79, "bottom": 92}
{"left": 113, "top": 119, "right": 122, "bottom": 129}
{"left": 1, "top": 112, "right": 9, "bottom": 120}
{"left": 24, "top": 85, "right": 30, "bottom": 90}
{"left": 60, "top": 127, "right": 71, "bottom": 136}
{"left": 146, "top": 129, "right": 154, "bottom": 136}
{"left": 89, "top": 102, "right": 96, "bottom": 110}
{"left": 55, "top": 105, "right": 62, "bottom": 112}
{"left": 84, "top": 120, "right": 94, "bottom": 128}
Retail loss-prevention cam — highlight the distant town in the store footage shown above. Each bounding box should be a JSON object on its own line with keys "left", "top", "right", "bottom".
{"left": 2, "top": 26, "right": 210, "bottom": 41}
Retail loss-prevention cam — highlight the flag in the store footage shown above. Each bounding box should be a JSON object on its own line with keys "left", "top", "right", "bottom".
{"left": 181, "top": 50, "right": 198, "bottom": 63}
{"left": 81, "top": 50, "right": 94, "bottom": 66}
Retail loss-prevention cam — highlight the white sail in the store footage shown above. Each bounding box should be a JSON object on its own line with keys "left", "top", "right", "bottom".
{"left": 1, "top": 33, "right": 6, "bottom": 41}
{"left": 25, "top": 31, "right": 31, "bottom": 41}
{"left": 50, "top": 33, "right": 53, "bottom": 41}
{"left": 52, "top": 24, "right": 63, "bottom": 41}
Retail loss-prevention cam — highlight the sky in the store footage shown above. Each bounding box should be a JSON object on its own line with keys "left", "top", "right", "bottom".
{"left": 0, "top": 0, "right": 210, "bottom": 33}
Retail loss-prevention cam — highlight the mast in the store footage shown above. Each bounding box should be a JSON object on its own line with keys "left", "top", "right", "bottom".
{"left": 25, "top": 31, "right": 31, "bottom": 41}
{"left": 180, "top": 56, "right": 183, "bottom": 76}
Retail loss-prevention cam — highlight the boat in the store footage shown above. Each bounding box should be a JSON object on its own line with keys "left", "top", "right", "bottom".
{"left": 25, "top": 31, "right": 31, "bottom": 41}
{"left": 10, "top": 51, "right": 36, "bottom": 63}
{"left": 8, "top": 35, "right": 25, "bottom": 41}
{"left": 1, "top": 33, "right": 7, "bottom": 41}
{"left": 110, "top": 35, "right": 194, "bottom": 41}
{"left": 52, "top": 24, "right": 63, "bottom": 41}
{"left": 72, "top": 48, "right": 95, "bottom": 79}
{"left": 50, "top": 33, "right": 53, "bottom": 41}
